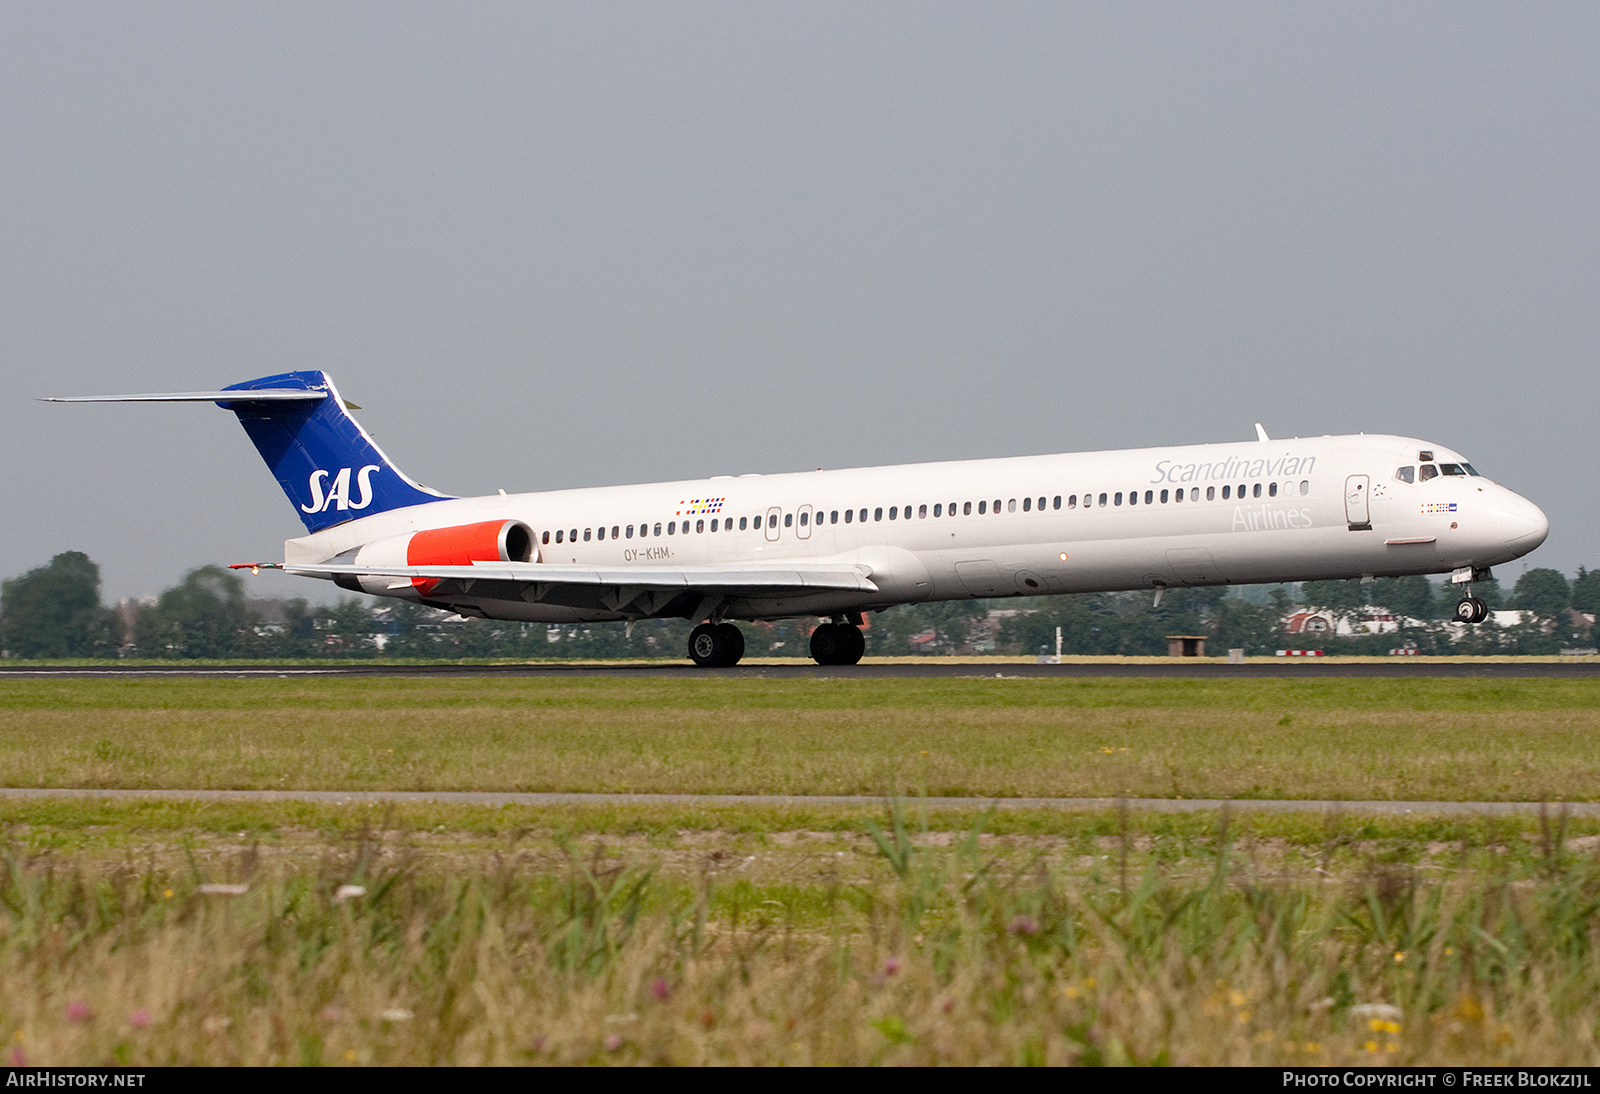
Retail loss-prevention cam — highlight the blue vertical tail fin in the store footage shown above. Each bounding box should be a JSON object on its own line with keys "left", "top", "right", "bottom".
{"left": 219, "top": 371, "right": 451, "bottom": 532}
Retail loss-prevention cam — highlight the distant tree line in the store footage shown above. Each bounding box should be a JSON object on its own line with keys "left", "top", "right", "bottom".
{"left": 1, "top": 551, "right": 1595, "bottom": 660}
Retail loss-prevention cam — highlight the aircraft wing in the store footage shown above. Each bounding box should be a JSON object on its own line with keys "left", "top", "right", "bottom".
{"left": 284, "top": 560, "right": 878, "bottom": 595}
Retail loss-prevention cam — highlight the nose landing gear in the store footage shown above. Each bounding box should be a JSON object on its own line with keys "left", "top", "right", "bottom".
{"left": 1451, "top": 566, "right": 1493, "bottom": 625}
{"left": 809, "top": 621, "right": 865, "bottom": 666}
{"left": 688, "top": 622, "right": 745, "bottom": 667}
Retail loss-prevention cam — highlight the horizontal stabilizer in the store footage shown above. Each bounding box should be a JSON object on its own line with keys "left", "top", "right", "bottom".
{"left": 40, "top": 390, "right": 328, "bottom": 403}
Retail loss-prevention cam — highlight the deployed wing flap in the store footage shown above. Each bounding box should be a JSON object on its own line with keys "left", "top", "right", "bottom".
{"left": 284, "top": 560, "right": 878, "bottom": 593}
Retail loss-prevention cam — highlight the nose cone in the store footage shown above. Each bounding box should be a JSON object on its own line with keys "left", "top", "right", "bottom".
{"left": 1502, "top": 494, "right": 1549, "bottom": 556}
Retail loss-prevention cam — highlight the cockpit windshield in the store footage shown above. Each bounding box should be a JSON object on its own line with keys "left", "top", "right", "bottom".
{"left": 1397, "top": 458, "right": 1481, "bottom": 484}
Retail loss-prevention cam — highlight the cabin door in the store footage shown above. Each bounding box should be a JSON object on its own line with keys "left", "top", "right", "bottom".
{"left": 1344, "top": 475, "right": 1371, "bottom": 530}
{"left": 765, "top": 507, "right": 782, "bottom": 542}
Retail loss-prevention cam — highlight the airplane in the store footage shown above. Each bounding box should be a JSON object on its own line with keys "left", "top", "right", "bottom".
{"left": 45, "top": 370, "right": 1549, "bottom": 666}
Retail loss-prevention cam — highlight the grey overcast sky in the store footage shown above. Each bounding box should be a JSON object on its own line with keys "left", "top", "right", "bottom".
{"left": 2, "top": 3, "right": 1596, "bottom": 603}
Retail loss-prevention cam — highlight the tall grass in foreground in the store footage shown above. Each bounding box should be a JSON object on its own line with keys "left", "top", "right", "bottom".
{"left": 5, "top": 811, "right": 1600, "bottom": 1065}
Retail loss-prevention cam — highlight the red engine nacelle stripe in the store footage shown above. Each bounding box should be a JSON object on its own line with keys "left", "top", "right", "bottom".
{"left": 407, "top": 520, "right": 520, "bottom": 595}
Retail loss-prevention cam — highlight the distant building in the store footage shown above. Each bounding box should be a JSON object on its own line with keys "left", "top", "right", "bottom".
{"left": 1284, "top": 610, "right": 1335, "bottom": 635}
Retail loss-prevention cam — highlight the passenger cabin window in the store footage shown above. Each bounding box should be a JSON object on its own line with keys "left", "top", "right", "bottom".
{"left": 1206, "top": 487, "right": 1215, "bottom": 500}
{"left": 889, "top": 507, "right": 898, "bottom": 520}
{"left": 1176, "top": 488, "right": 1185, "bottom": 501}
{"left": 993, "top": 499, "right": 1001, "bottom": 513}
{"left": 1038, "top": 497, "right": 1046, "bottom": 510}
{"left": 918, "top": 504, "right": 928, "bottom": 518}
{"left": 932, "top": 504, "right": 941, "bottom": 517}
{"left": 1098, "top": 493, "right": 1107, "bottom": 507}
{"left": 784, "top": 513, "right": 793, "bottom": 527}
{"left": 1114, "top": 492, "right": 1123, "bottom": 506}
{"left": 846, "top": 508, "right": 855, "bottom": 522}
{"left": 1300, "top": 481, "right": 1309, "bottom": 494}
{"left": 1396, "top": 466, "right": 1415, "bottom": 484}
{"left": 1252, "top": 484, "right": 1262, "bottom": 498}
{"left": 696, "top": 519, "right": 704, "bottom": 533}
{"left": 1128, "top": 491, "right": 1138, "bottom": 506}
{"left": 667, "top": 522, "right": 675, "bottom": 535}
{"left": 739, "top": 517, "right": 748, "bottom": 530}
{"left": 1022, "top": 497, "right": 1031, "bottom": 511}
{"left": 978, "top": 501, "right": 987, "bottom": 514}
{"left": 1068, "top": 495, "right": 1077, "bottom": 508}
{"left": 653, "top": 523, "right": 662, "bottom": 536}
{"left": 1419, "top": 464, "right": 1439, "bottom": 482}
{"left": 963, "top": 501, "right": 972, "bottom": 515}
{"left": 875, "top": 508, "right": 883, "bottom": 520}
{"left": 1160, "top": 489, "right": 1168, "bottom": 503}
{"left": 1053, "top": 495, "right": 1062, "bottom": 509}
{"left": 542, "top": 531, "right": 551, "bottom": 544}
{"left": 799, "top": 511, "right": 808, "bottom": 526}
{"left": 1008, "top": 499, "right": 1017, "bottom": 512}
{"left": 1268, "top": 483, "right": 1277, "bottom": 497}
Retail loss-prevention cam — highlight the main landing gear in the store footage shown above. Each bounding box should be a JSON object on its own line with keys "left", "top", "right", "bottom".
{"left": 688, "top": 622, "right": 745, "bottom": 667}
{"left": 810, "top": 621, "right": 865, "bottom": 666}
{"left": 1454, "top": 596, "right": 1490, "bottom": 624}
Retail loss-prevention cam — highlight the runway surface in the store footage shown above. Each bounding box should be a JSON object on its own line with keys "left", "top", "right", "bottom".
{"left": 0, "top": 787, "right": 1592, "bottom": 816}
{"left": 2, "top": 661, "right": 1598, "bottom": 679}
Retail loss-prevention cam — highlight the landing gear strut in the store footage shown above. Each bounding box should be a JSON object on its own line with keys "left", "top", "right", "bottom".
{"left": 810, "top": 622, "right": 865, "bottom": 666}
{"left": 688, "top": 622, "right": 745, "bottom": 667}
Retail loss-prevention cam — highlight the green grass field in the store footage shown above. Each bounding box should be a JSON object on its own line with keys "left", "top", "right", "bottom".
{"left": 7, "top": 675, "right": 1600, "bottom": 1065}
{"left": 6, "top": 803, "right": 1600, "bottom": 1065}
{"left": 3, "top": 675, "right": 1600, "bottom": 800}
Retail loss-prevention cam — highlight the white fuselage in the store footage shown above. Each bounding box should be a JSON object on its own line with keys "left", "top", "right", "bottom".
{"left": 283, "top": 433, "right": 1549, "bottom": 623}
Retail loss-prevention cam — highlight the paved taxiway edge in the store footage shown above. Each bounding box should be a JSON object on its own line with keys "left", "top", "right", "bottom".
{"left": 0, "top": 787, "right": 1594, "bottom": 816}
